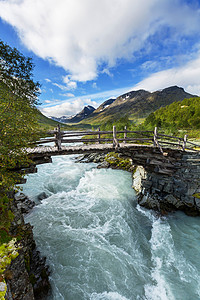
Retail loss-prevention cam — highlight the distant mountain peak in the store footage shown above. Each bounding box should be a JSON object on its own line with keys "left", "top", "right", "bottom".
{"left": 50, "top": 105, "right": 95, "bottom": 123}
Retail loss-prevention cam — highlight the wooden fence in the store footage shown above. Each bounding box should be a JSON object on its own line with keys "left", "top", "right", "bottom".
{"left": 32, "top": 125, "right": 199, "bottom": 154}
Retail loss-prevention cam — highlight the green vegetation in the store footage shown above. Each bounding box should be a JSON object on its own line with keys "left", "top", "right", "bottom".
{"left": 0, "top": 39, "right": 40, "bottom": 262}
{"left": 105, "top": 152, "right": 133, "bottom": 171}
{"left": 143, "top": 97, "right": 200, "bottom": 137}
{"left": 0, "top": 40, "right": 40, "bottom": 191}
{"left": 193, "top": 193, "right": 200, "bottom": 199}
{"left": 0, "top": 238, "right": 21, "bottom": 298}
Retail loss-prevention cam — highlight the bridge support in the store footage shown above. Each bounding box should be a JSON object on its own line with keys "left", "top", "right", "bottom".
{"left": 131, "top": 151, "right": 200, "bottom": 216}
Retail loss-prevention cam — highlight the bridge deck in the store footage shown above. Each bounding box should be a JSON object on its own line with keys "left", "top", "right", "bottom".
{"left": 27, "top": 143, "right": 154, "bottom": 157}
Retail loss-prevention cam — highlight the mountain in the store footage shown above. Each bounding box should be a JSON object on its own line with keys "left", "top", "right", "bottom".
{"left": 36, "top": 109, "right": 63, "bottom": 129}
{"left": 94, "top": 98, "right": 116, "bottom": 113}
{"left": 80, "top": 86, "right": 197, "bottom": 125}
{"left": 51, "top": 105, "right": 95, "bottom": 124}
{"left": 50, "top": 115, "right": 69, "bottom": 123}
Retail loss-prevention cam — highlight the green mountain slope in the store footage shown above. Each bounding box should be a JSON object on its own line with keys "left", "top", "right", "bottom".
{"left": 144, "top": 97, "right": 200, "bottom": 130}
{"left": 36, "top": 109, "right": 63, "bottom": 130}
{"left": 80, "top": 86, "right": 196, "bottom": 125}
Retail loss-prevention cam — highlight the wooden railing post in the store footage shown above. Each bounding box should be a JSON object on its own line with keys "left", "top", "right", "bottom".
{"left": 97, "top": 127, "right": 101, "bottom": 144}
{"left": 153, "top": 127, "right": 157, "bottom": 147}
{"left": 153, "top": 127, "right": 164, "bottom": 154}
{"left": 182, "top": 134, "right": 188, "bottom": 151}
{"left": 54, "top": 124, "right": 62, "bottom": 151}
{"left": 178, "top": 138, "right": 181, "bottom": 149}
{"left": 113, "top": 126, "right": 119, "bottom": 149}
{"left": 124, "top": 126, "right": 127, "bottom": 143}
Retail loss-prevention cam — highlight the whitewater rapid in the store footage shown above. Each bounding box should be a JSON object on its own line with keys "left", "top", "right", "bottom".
{"left": 22, "top": 155, "right": 200, "bottom": 300}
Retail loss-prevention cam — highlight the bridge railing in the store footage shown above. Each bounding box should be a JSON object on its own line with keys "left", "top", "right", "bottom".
{"left": 33, "top": 125, "right": 199, "bottom": 153}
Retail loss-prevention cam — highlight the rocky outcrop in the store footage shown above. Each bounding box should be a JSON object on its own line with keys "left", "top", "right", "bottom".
{"left": 76, "top": 152, "right": 134, "bottom": 171}
{"left": 14, "top": 193, "right": 35, "bottom": 214}
{"left": 132, "top": 152, "right": 200, "bottom": 216}
{"left": 5, "top": 194, "right": 51, "bottom": 300}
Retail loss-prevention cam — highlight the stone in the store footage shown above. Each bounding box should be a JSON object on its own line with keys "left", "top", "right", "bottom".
{"left": 163, "top": 194, "right": 182, "bottom": 208}
{"left": 4, "top": 195, "right": 51, "bottom": 300}
{"left": 97, "top": 161, "right": 110, "bottom": 169}
{"left": 37, "top": 192, "right": 48, "bottom": 201}
{"left": 0, "top": 282, "right": 6, "bottom": 292}
{"left": 138, "top": 193, "right": 160, "bottom": 210}
{"left": 14, "top": 193, "right": 35, "bottom": 214}
{"left": 132, "top": 166, "right": 146, "bottom": 193}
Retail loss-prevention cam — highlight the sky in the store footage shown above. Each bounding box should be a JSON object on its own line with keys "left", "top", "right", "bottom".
{"left": 0, "top": 0, "right": 200, "bottom": 117}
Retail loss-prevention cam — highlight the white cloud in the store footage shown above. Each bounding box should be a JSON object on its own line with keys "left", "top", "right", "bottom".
{"left": 41, "top": 98, "right": 98, "bottom": 117}
{"left": 59, "top": 93, "right": 75, "bottom": 97}
{"left": 1, "top": 0, "right": 200, "bottom": 82}
{"left": 63, "top": 75, "right": 77, "bottom": 90}
{"left": 52, "top": 82, "right": 68, "bottom": 91}
{"left": 92, "top": 82, "right": 98, "bottom": 89}
{"left": 132, "top": 53, "right": 200, "bottom": 96}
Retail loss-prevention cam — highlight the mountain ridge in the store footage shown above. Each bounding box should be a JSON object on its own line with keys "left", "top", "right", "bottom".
{"left": 80, "top": 86, "right": 197, "bottom": 125}
{"left": 48, "top": 86, "right": 198, "bottom": 126}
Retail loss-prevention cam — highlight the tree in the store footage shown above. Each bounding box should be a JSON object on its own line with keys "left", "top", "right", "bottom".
{"left": 0, "top": 40, "right": 40, "bottom": 192}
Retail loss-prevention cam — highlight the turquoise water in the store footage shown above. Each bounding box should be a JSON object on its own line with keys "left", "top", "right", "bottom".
{"left": 22, "top": 155, "right": 200, "bottom": 300}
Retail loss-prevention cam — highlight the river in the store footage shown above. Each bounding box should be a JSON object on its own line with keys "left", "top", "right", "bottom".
{"left": 21, "top": 154, "right": 200, "bottom": 300}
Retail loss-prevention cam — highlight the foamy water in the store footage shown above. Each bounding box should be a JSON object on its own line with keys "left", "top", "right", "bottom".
{"left": 22, "top": 155, "right": 200, "bottom": 300}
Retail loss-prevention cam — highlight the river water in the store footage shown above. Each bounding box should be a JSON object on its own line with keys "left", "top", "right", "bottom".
{"left": 22, "top": 154, "right": 200, "bottom": 300}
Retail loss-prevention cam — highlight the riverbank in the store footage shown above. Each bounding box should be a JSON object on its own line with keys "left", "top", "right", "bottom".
{"left": 2, "top": 192, "right": 50, "bottom": 300}
{"left": 77, "top": 151, "right": 200, "bottom": 216}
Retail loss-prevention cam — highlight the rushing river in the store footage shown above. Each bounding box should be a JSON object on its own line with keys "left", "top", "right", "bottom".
{"left": 21, "top": 154, "right": 200, "bottom": 300}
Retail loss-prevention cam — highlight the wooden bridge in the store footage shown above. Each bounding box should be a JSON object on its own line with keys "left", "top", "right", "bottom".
{"left": 26, "top": 125, "right": 199, "bottom": 165}
{"left": 24, "top": 125, "right": 200, "bottom": 216}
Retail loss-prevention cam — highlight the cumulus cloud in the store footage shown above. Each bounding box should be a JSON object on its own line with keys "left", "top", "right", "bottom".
{"left": 132, "top": 53, "right": 200, "bottom": 96}
{"left": 1, "top": 0, "right": 200, "bottom": 83}
{"left": 41, "top": 98, "right": 98, "bottom": 117}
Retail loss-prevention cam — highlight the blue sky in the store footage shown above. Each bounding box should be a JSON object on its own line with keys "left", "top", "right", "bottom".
{"left": 1, "top": 0, "right": 200, "bottom": 117}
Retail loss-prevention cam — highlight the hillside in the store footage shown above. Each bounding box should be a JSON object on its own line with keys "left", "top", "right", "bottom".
{"left": 80, "top": 86, "right": 196, "bottom": 125}
{"left": 36, "top": 109, "right": 64, "bottom": 130}
{"left": 144, "top": 97, "right": 200, "bottom": 130}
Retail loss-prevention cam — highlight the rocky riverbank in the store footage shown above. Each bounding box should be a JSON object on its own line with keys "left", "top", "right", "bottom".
{"left": 77, "top": 151, "right": 200, "bottom": 216}
{"left": 3, "top": 193, "right": 51, "bottom": 300}
{"left": 131, "top": 151, "right": 200, "bottom": 216}
{"left": 76, "top": 152, "right": 135, "bottom": 172}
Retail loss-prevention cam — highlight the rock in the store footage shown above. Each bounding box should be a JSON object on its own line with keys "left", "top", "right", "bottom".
{"left": 163, "top": 194, "right": 182, "bottom": 208}
{"left": 14, "top": 193, "right": 35, "bottom": 214}
{"left": 4, "top": 195, "right": 51, "bottom": 300}
{"left": 130, "top": 151, "right": 200, "bottom": 216}
{"left": 97, "top": 161, "right": 110, "bottom": 169}
{"left": 0, "top": 282, "right": 6, "bottom": 292}
{"left": 37, "top": 192, "right": 48, "bottom": 201}
{"left": 5, "top": 250, "right": 35, "bottom": 300}
{"left": 132, "top": 166, "right": 146, "bottom": 193}
{"left": 138, "top": 193, "right": 160, "bottom": 210}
